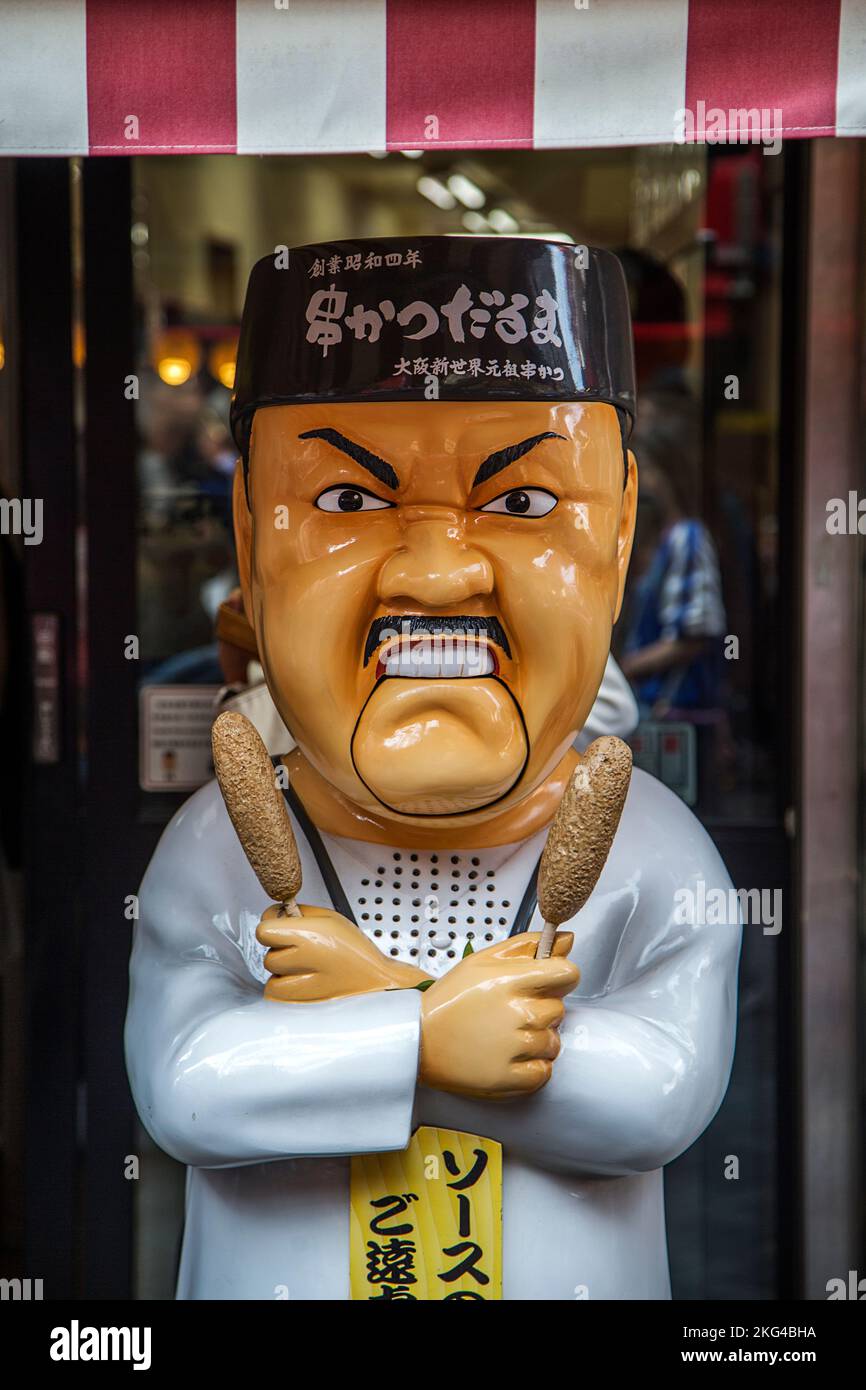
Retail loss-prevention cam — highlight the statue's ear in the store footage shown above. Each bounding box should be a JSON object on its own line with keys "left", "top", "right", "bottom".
{"left": 613, "top": 449, "right": 638, "bottom": 624}
{"left": 232, "top": 459, "right": 255, "bottom": 629}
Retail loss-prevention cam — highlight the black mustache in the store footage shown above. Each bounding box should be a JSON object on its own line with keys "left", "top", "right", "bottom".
{"left": 364, "top": 614, "right": 512, "bottom": 667}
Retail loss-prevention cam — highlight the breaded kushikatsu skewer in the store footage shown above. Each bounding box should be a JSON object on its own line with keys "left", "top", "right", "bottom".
{"left": 535, "top": 736, "right": 633, "bottom": 959}
{"left": 211, "top": 710, "right": 302, "bottom": 917}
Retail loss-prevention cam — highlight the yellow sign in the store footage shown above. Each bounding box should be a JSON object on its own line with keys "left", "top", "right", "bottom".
{"left": 350, "top": 1126, "right": 502, "bottom": 1300}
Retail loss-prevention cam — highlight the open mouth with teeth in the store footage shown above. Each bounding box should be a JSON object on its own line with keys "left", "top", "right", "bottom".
{"left": 365, "top": 614, "right": 511, "bottom": 684}
{"left": 375, "top": 634, "right": 500, "bottom": 680}
{"left": 353, "top": 614, "right": 526, "bottom": 816}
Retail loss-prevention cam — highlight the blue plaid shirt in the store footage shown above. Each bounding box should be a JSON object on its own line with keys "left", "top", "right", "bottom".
{"left": 624, "top": 519, "right": 726, "bottom": 710}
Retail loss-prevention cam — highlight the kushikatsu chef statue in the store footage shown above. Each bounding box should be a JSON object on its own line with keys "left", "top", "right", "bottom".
{"left": 126, "top": 237, "right": 741, "bottom": 1301}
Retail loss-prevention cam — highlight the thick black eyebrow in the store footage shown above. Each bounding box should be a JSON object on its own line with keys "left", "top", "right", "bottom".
{"left": 472, "top": 432, "right": 566, "bottom": 488}
{"left": 299, "top": 427, "right": 399, "bottom": 491}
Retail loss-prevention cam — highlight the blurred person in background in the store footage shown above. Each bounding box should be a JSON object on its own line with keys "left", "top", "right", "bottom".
{"left": 615, "top": 249, "right": 731, "bottom": 806}
{"left": 619, "top": 401, "right": 726, "bottom": 719}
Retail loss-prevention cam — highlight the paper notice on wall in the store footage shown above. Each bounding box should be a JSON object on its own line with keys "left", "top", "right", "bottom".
{"left": 139, "top": 684, "right": 220, "bottom": 792}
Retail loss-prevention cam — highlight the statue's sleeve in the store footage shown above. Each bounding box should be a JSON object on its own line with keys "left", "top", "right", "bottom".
{"left": 125, "top": 785, "right": 421, "bottom": 1169}
{"left": 419, "top": 774, "right": 742, "bottom": 1178}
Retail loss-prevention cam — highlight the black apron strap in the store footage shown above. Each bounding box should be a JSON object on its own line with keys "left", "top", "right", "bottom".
{"left": 276, "top": 769, "right": 358, "bottom": 926}
{"left": 275, "top": 758, "right": 539, "bottom": 937}
{"left": 509, "top": 856, "right": 541, "bottom": 937}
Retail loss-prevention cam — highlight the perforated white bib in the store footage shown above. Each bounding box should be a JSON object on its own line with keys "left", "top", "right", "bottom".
{"left": 322, "top": 831, "right": 546, "bottom": 976}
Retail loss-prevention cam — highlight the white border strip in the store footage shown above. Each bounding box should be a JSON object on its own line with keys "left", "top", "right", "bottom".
{"left": 236, "top": 0, "right": 387, "bottom": 155}
{"left": 836, "top": 0, "right": 866, "bottom": 134}
{"left": 0, "top": 0, "right": 88, "bottom": 155}
{"left": 534, "top": 0, "right": 690, "bottom": 149}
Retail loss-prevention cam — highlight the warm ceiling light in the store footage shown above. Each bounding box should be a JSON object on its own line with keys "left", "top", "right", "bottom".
{"left": 209, "top": 340, "right": 238, "bottom": 390}
{"left": 447, "top": 173, "right": 486, "bottom": 209}
{"left": 72, "top": 321, "right": 86, "bottom": 369}
{"left": 487, "top": 208, "right": 520, "bottom": 233}
{"left": 158, "top": 358, "right": 193, "bottom": 386}
{"left": 416, "top": 176, "right": 456, "bottom": 210}
{"left": 152, "top": 328, "right": 201, "bottom": 387}
{"left": 461, "top": 210, "right": 490, "bottom": 233}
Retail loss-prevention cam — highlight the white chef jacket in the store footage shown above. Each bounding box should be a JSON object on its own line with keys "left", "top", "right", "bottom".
{"left": 125, "top": 766, "right": 741, "bottom": 1301}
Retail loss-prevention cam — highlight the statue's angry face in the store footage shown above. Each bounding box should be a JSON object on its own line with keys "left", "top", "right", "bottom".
{"left": 235, "top": 399, "right": 636, "bottom": 824}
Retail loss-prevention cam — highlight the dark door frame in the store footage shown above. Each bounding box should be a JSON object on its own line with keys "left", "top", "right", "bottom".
{"left": 19, "top": 157, "right": 139, "bottom": 1299}
{"left": 79, "top": 158, "right": 138, "bottom": 1299}
{"left": 18, "top": 159, "right": 82, "bottom": 1300}
{"left": 796, "top": 138, "right": 864, "bottom": 1299}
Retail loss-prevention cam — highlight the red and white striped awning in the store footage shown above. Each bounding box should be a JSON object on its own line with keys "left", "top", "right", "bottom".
{"left": 2, "top": 0, "right": 865, "bottom": 157}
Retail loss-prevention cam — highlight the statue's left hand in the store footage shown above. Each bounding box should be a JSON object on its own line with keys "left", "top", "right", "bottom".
{"left": 256, "top": 904, "right": 431, "bottom": 1002}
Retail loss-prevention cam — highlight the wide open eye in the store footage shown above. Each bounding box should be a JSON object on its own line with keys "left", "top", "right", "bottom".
{"left": 478, "top": 487, "right": 558, "bottom": 517}
{"left": 315, "top": 485, "right": 394, "bottom": 513}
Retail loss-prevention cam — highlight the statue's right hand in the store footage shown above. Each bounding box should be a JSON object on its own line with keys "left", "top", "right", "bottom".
{"left": 419, "top": 932, "right": 579, "bottom": 1100}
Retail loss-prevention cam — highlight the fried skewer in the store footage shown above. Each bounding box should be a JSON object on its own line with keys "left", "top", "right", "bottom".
{"left": 535, "top": 736, "right": 633, "bottom": 959}
{"left": 211, "top": 710, "right": 303, "bottom": 917}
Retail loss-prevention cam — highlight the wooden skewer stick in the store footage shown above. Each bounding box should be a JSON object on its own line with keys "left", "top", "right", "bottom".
{"left": 535, "top": 736, "right": 633, "bottom": 959}
{"left": 211, "top": 710, "right": 303, "bottom": 917}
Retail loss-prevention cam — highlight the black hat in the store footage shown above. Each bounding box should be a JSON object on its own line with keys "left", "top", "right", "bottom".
{"left": 231, "top": 236, "right": 636, "bottom": 462}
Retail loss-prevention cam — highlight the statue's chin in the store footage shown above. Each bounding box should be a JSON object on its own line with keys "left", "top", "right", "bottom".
{"left": 350, "top": 677, "right": 528, "bottom": 816}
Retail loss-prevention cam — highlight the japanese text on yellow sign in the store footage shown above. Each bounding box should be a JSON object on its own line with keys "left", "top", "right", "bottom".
{"left": 350, "top": 1126, "right": 502, "bottom": 1300}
